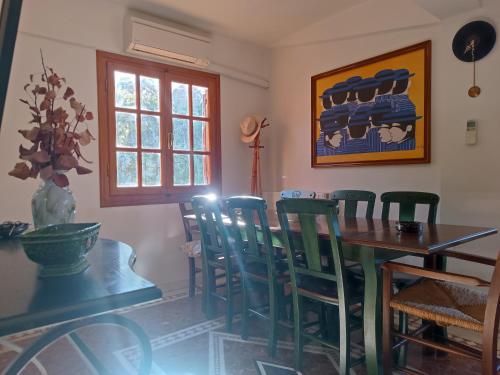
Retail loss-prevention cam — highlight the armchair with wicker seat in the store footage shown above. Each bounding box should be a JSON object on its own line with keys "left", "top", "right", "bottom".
{"left": 382, "top": 250, "right": 500, "bottom": 374}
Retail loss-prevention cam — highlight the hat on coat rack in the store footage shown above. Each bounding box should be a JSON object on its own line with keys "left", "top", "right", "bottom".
{"left": 240, "top": 115, "right": 265, "bottom": 143}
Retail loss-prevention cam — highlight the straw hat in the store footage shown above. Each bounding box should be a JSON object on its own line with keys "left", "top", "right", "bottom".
{"left": 240, "top": 115, "right": 262, "bottom": 143}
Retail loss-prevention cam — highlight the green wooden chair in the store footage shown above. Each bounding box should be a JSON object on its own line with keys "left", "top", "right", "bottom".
{"left": 330, "top": 189, "right": 376, "bottom": 267}
{"left": 381, "top": 191, "right": 439, "bottom": 224}
{"left": 276, "top": 198, "right": 364, "bottom": 374}
{"left": 330, "top": 189, "right": 376, "bottom": 219}
{"left": 225, "top": 196, "right": 289, "bottom": 357}
{"left": 191, "top": 195, "right": 240, "bottom": 332}
{"left": 380, "top": 191, "right": 441, "bottom": 364}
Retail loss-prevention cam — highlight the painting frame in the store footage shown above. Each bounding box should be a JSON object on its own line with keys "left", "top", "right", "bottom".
{"left": 311, "top": 40, "right": 431, "bottom": 167}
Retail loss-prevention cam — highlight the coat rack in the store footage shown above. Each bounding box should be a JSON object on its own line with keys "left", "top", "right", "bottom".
{"left": 239, "top": 116, "right": 269, "bottom": 197}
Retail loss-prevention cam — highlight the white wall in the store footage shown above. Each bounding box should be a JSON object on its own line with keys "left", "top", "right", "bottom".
{"left": 0, "top": 0, "right": 270, "bottom": 290}
{"left": 267, "top": 3, "right": 500, "bottom": 278}
{"left": 3, "top": 0, "right": 499, "bottom": 287}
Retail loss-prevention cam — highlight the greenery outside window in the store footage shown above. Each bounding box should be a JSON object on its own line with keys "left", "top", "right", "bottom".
{"left": 97, "top": 51, "right": 221, "bottom": 207}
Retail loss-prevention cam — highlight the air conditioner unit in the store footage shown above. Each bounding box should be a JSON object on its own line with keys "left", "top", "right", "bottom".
{"left": 125, "top": 15, "right": 212, "bottom": 67}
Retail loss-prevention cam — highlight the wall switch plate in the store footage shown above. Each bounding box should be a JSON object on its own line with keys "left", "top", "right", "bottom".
{"left": 466, "top": 120, "right": 477, "bottom": 145}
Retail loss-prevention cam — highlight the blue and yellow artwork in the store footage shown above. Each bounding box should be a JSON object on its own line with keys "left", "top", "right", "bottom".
{"left": 311, "top": 41, "right": 431, "bottom": 167}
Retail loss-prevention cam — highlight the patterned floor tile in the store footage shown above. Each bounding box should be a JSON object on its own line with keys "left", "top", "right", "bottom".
{"left": 0, "top": 289, "right": 489, "bottom": 374}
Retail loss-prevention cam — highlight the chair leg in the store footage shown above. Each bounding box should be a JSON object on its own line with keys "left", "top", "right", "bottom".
{"left": 293, "top": 295, "right": 304, "bottom": 371}
{"left": 482, "top": 323, "right": 499, "bottom": 375}
{"left": 396, "top": 311, "right": 409, "bottom": 367}
{"left": 337, "top": 306, "right": 351, "bottom": 375}
{"left": 383, "top": 271, "right": 394, "bottom": 375}
{"left": 188, "top": 257, "right": 196, "bottom": 298}
{"left": 205, "top": 266, "right": 216, "bottom": 319}
{"left": 241, "top": 276, "right": 249, "bottom": 340}
{"left": 326, "top": 305, "right": 340, "bottom": 344}
{"left": 268, "top": 283, "right": 278, "bottom": 357}
{"left": 277, "top": 283, "right": 288, "bottom": 321}
{"left": 225, "top": 274, "right": 234, "bottom": 333}
{"left": 319, "top": 304, "right": 328, "bottom": 339}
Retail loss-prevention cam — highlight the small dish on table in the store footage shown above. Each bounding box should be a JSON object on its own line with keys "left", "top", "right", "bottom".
{"left": 395, "top": 221, "right": 424, "bottom": 234}
{"left": 0, "top": 221, "right": 29, "bottom": 239}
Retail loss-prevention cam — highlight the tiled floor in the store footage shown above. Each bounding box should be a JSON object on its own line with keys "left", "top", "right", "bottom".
{"left": 0, "top": 290, "right": 487, "bottom": 374}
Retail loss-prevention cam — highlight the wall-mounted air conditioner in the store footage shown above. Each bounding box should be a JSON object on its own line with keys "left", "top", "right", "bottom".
{"left": 125, "top": 14, "right": 212, "bottom": 67}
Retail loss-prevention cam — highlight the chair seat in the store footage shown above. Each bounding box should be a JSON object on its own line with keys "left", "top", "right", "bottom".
{"left": 296, "top": 272, "right": 364, "bottom": 305}
{"left": 180, "top": 240, "right": 202, "bottom": 258}
{"left": 390, "top": 279, "right": 487, "bottom": 332}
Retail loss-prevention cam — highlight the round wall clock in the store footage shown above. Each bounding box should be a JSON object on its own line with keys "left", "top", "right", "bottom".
{"left": 452, "top": 20, "right": 496, "bottom": 97}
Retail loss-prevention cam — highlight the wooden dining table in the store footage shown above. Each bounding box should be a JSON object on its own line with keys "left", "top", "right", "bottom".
{"left": 184, "top": 211, "right": 497, "bottom": 375}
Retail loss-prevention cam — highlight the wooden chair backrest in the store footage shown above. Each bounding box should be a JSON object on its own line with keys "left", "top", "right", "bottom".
{"left": 331, "top": 189, "right": 376, "bottom": 219}
{"left": 179, "top": 201, "right": 199, "bottom": 242}
{"left": 191, "top": 195, "right": 232, "bottom": 265}
{"left": 225, "top": 196, "right": 278, "bottom": 279}
{"left": 381, "top": 191, "right": 439, "bottom": 224}
{"left": 276, "top": 198, "right": 352, "bottom": 308}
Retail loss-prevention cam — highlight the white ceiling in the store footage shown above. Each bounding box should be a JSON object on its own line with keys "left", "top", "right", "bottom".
{"left": 108, "top": 0, "right": 483, "bottom": 47}
{"left": 109, "top": 0, "right": 365, "bottom": 46}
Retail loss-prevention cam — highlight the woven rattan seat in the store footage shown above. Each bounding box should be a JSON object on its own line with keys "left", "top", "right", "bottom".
{"left": 391, "top": 279, "right": 487, "bottom": 332}
{"left": 382, "top": 250, "right": 500, "bottom": 374}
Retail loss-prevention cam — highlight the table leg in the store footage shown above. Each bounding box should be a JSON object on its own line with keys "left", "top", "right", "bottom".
{"left": 360, "top": 247, "right": 383, "bottom": 375}
{"left": 2, "top": 314, "right": 152, "bottom": 375}
{"left": 68, "top": 332, "right": 111, "bottom": 374}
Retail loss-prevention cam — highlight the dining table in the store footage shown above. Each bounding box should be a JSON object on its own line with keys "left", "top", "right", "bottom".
{"left": 184, "top": 210, "right": 497, "bottom": 375}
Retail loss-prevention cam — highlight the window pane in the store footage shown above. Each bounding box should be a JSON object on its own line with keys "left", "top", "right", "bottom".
{"left": 194, "top": 154, "right": 209, "bottom": 185}
{"left": 173, "top": 118, "right": 189, "bottom": 151}
{"left": 171, "top": 82, "right": 189, "bottom": 115}
{"left": 173, "top": 153, "right": 190, "bottom": 186}
{"left": 192, "top": 85, "right": 208, "bottom": 117}
{"left": 193, "top": 120, "right": 209, "bottom": 151}
{"left": 116, "top": 112, "right": 137, "bottom": 148}
{"left": 140, "top": 76, "right": 160, "bottom": 112}
{"left": 141, "top": 115, "right": 160, "bottom": 149}
{"left": 142, "top": 152, "right": 161, "bottom": 186}
{"left": 116, "top": 151, "right": 138, "bottom": 187}
{"left": 114, "top": 71, "right": 136, "bottom": 109}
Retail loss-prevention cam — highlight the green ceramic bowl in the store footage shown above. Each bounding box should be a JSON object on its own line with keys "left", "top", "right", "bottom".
{"left": 20, "top": 223, "right": 101, "bottom": 278}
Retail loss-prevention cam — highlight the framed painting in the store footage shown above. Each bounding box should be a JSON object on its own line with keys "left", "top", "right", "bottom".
{"left": 311, "top": 40, "right": 431, "bottom": 167}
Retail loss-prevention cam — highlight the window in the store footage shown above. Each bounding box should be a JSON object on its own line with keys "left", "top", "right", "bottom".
{"left": 97, "top": 51, "right": 221, "bottom": 207}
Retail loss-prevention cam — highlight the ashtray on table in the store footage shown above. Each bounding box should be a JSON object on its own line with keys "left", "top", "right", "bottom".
{"left": 20, "top": 223, "right": 101, "bottom": 278}
{"left": 395, "top": 221, "right": 424, "bottom": 234}
{"left": 0, "top": 221, "right": 29, "bottom": 239}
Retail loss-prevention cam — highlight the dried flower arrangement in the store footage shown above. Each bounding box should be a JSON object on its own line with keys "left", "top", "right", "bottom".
{"left": 8, "top": 51, "right": 94, "bottom": 188}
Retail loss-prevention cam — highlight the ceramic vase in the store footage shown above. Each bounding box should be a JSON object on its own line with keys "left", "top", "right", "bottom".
{"left": 31, "top": 178, "right": 76, "bottom": 229}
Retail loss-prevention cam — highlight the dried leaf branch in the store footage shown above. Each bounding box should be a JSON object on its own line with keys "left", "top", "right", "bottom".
{"left": 8, "top": 51, "right": 95, "bottom": 187}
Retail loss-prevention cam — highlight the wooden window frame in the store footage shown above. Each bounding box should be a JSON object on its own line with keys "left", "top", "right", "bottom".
{"left": 96, "top": 51, "right": 221, "bottom": 207}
